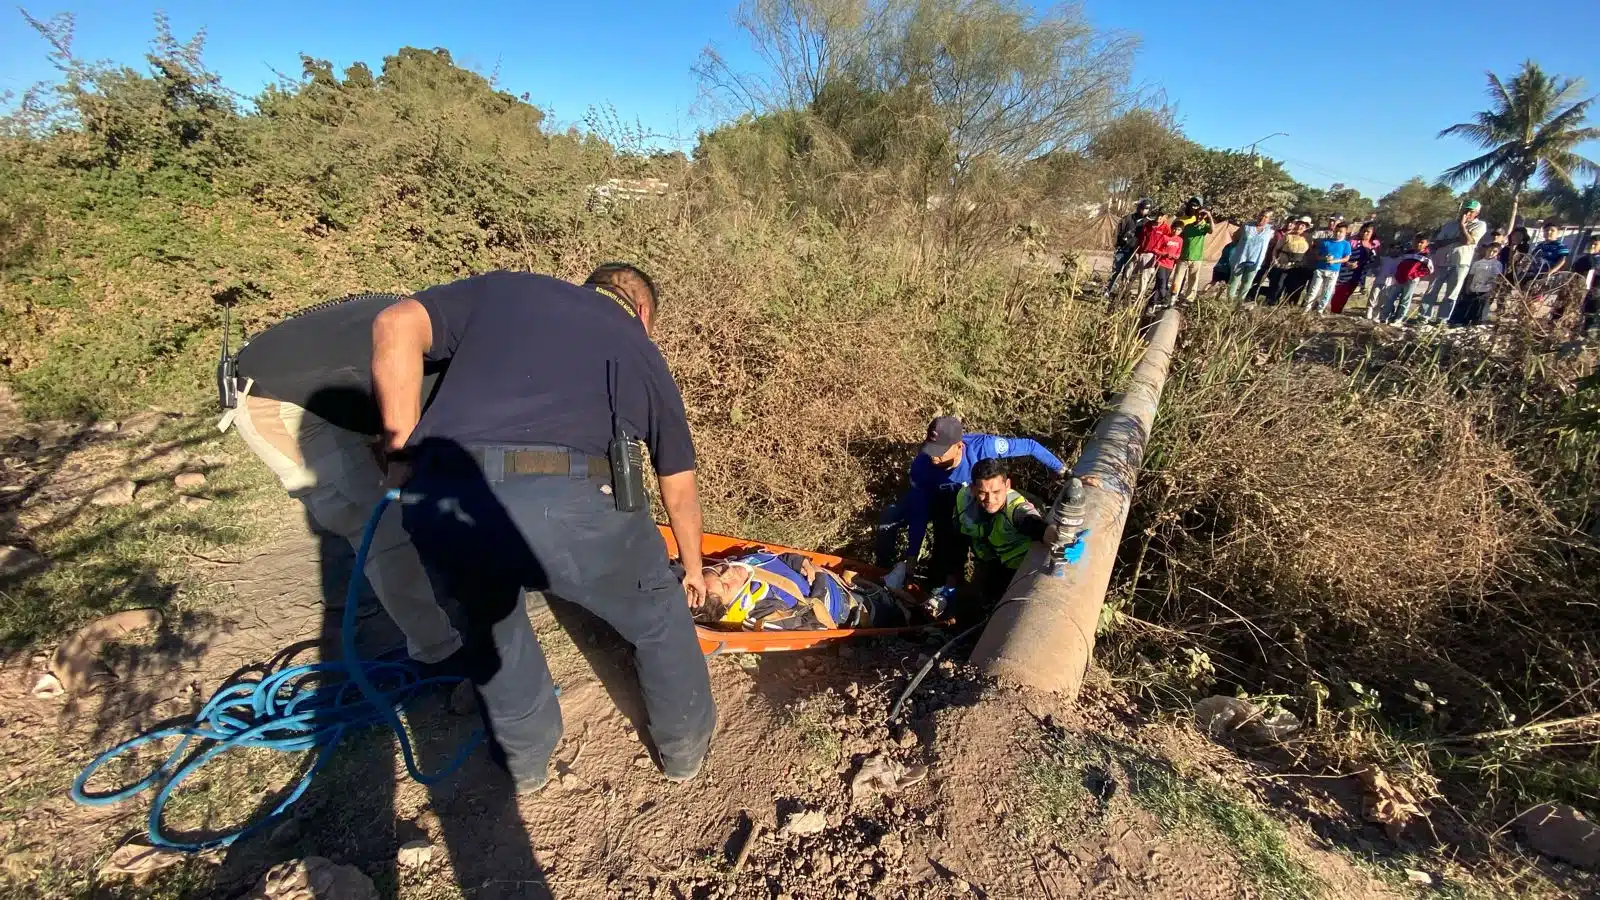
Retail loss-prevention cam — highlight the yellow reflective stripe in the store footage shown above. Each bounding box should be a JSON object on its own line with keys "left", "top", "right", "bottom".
{"left": 593, "top": 285, "right": 637, "bottom": 318}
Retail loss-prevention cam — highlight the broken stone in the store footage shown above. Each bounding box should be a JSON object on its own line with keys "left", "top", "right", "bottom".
{"left": 396, "top": 839, "right": 433, "bottom": 869}
{"left": 849, "top": 753, "right": 928, "bottom": 800}
{"left": 1404, "top": 869, "right": 1433, "bottom": 885}
{"left": 0, "top": 546, "right": 44, "bottom": 578}
{"left": 244, "top": 856, "right": 378, "bottom": 900}
{"left": 1517, "top": 803, "right": 1600, "bottom": 871}
{"left": 179, "top": 496, "right": 214, "bottom": 511}
{"left": 89, "top": 421, "right": 119, "bottom": 434}
{"left": 782, "top": 809, "right": 828, "bottom": 836}
{"left": 51, "top": 608, "right": 163, "bottom": 692}
{"left": 952, "top": 877, "right": 971, "bottom": 893}
{"left": 895, "top": 728, "right": 919, "bottom": 749}
{"left": 100, "top": 843, "right": 189, "bottom": 880}
{"left": 90, "top": 480, "right": 138, "bottom": 507}
{"left": 173, "top": 472, "right": 207, "bottom": 490}
{"left": 1194, "top": 695, "right": 1301, "bottom": 744}
{"left": 30, "top": 672, "right": 62, "bottom": 699}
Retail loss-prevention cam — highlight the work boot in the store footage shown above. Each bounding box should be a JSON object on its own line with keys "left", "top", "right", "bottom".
{"left": 661, "top": 752, "right": 706, "bottom": 783}
{"left": 516, "top": 771, "right": 549, "bottom": 795}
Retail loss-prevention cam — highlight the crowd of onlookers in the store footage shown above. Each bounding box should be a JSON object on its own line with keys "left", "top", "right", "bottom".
{"left": 1106, "top": 196, "right": 1600, "bottom": 337}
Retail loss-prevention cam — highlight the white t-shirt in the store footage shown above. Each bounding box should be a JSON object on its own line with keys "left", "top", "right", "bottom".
{"left": 1466, "top": 258, "right": 1504, "bottom": 294}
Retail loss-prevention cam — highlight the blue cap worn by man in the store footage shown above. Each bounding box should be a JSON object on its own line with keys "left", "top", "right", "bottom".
{"left": 875, "top": 415, "right": 1065, "bottom": 588}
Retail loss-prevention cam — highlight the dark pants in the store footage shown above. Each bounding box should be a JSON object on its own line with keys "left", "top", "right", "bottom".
{"left": 1151, "top": 266, "right": 1174, "bottom": 305}
{"left": 1105, "top": 247, "right": 1136, "bottom": 294}
{"left": 950, "top": 557, "right": 1019, "bottom": 626}
{"left": 401, "top": 441, "right": 715, "bottom": 783}
{"left": 1448, "top": 291, "right": 1490, "bottom": 327}
{"left": 875, "top": 490, "right": 961, "bottom": 585}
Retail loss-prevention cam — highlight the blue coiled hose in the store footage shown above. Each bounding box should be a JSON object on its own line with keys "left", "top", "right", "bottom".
{"left": 70, "top": 489, "right": 484, "bottom": 850}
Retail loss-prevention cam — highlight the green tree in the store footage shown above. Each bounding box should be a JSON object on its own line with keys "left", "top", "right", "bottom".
{"left": 1375, "top": 177, "right": 1460, "bottom": 242}
{"left": 694, "top": 0, "right": 1134, "bottom": 252}
{"left": 1083, "top": 108, "right": 1187, "bottom": 213}
{"left": 1155, "top": 147, "right": 1295, "bottom": 221}
{"left": 1543, "top": 179, "right": 1600, "bottom": 241}
{"left": 1438, "top": 60, "right": 1600, "bottom": 231}
{"left": 1293, "top": 182, "right": 1375, "bottom": 224}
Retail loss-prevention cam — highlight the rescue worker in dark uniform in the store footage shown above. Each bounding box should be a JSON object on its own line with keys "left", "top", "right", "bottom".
{"left": 876, "top": 415, "right": 1064, "bottom": 590}
{"left": 953, "top": 458, "right": 1047, "bottom": 621}
{"left": 370, "top": 266, "right": 714, "bottom": 793}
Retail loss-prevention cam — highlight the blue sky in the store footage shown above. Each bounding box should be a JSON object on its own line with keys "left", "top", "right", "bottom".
{"left": 2, "top": 1, "right": 1596, "bottom": 199}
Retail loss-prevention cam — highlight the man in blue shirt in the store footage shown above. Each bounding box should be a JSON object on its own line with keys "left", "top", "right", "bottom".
{"left": 1527, "top": 223, "right": 1571, "bottom": 280}
{"left": 875, "top": 415, "right": 1066, "bottom": 588}
{"left": 1308, "top": 222, "right": 1352, "bottom": 314}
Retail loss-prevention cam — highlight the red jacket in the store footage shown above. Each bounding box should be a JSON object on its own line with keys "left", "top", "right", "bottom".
{"left": 1395, "top": 252, "right": 1434, "bottom": 283}
{"left": 1139, "top": 223, "right": 1182, "bottom": 269}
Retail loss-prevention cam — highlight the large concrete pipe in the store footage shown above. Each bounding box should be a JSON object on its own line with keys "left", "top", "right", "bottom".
{"left": 969, "top": 306, "right": 1183, "bottom": 696}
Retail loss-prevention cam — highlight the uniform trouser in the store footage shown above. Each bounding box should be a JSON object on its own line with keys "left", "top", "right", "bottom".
{"left": 875, "top": 490, "right": 961, "bottom": 585}
{"left": 231, "top": 395, "right": 463, "bottom": 664}
{"left": 1421, "top": 264, "right": 1469, "bottom": 322}
{"left": 401, "top": 442, "right": 715, "bottom": 783}
{"left": 1173, "top": 260, "right": 1205, "bottom": 302}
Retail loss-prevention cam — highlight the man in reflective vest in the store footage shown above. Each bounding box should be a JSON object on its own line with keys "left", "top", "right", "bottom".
{"left": 695, "top": 552, "right": 914, "bottom": 630}
{"left": 876, "top": 415, "right": 1064, "bottom": 589}
{"left": 954, "top": 458, "right": 1047, "bottom": 621}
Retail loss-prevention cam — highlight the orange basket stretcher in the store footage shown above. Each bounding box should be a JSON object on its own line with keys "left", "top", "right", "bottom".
{"left": 655, "top": 525, "right": 938, "bottom": 656}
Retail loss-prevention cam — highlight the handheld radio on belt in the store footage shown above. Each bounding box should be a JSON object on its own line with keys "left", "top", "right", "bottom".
{"left": 607, "top": 360, "right": 648, "bottom": 512}
{"left": 215, "top": 293, "right": 243, "bottom": 410}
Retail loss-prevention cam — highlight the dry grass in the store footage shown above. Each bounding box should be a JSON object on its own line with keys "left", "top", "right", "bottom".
{"left": 1101, "top": 300, "right": 1600, "bottom": 883}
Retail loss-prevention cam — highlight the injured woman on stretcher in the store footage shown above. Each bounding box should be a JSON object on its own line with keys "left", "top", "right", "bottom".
{"left": 691, "top": 550, "right": 938, "bottom": 632}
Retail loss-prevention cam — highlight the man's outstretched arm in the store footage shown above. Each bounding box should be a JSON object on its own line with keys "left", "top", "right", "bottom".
{"left": 372, "top": 298, "right": 433, "bottom": 455}
{"left": 993, "top": 436, "right": 1067, "bottom": 474}
{"left": 659, "top": 470, "right": 705, "bottom": 608}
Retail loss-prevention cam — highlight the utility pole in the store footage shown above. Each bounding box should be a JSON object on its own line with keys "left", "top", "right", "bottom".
{"left": 1243, "top": 132, "right": 1288, "bottom": 158}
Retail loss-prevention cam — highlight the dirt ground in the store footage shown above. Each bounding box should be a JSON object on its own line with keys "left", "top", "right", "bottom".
{"left": 0, "top": 397, "right": 1577, "bottom": 899}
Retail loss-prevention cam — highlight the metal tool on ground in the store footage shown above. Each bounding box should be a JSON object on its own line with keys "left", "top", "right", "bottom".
{"left": 70, "top": 490, "right": 483, "bottom": 851}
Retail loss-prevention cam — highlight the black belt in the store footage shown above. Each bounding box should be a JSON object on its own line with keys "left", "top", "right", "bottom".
{"left": 469, "top": 445, "right": 611, "bottom": 485}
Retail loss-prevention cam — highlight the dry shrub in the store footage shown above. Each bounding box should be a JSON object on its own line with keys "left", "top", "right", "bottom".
{"left": 533, "top": 200, "right": 1141, "bottom": 550}
{"left": 1122, "top": 306, "right": 1587, "bottom": 730}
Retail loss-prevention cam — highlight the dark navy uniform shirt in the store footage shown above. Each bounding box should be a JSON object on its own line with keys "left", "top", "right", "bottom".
{"left": 408, "top": 271, "right": 696, "bottom": 476}
{"left": 237, "top": 292, "right": 445, "bottom": 436}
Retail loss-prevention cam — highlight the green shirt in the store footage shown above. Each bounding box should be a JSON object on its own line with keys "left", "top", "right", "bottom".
{"left": 1179, "top": 220, "right": 1213, "bottom": 262}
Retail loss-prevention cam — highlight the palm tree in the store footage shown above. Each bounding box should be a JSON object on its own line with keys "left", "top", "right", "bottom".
{"left": 1437, "top": 61, "right": 1600, "bottom": 230}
